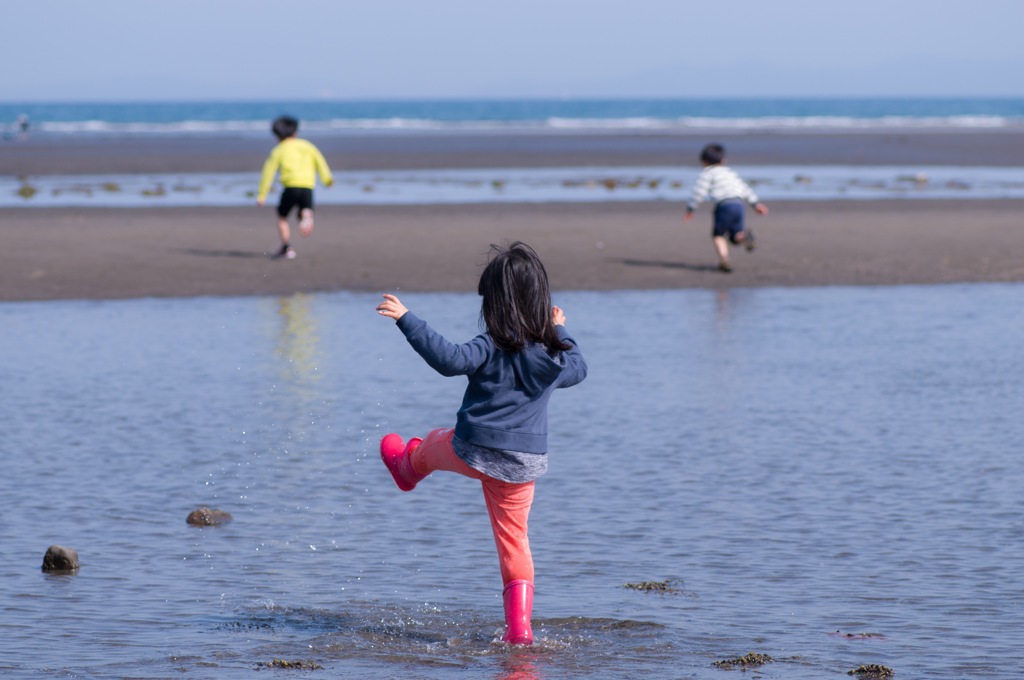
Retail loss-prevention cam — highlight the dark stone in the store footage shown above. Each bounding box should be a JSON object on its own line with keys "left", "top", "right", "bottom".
{"left": 41, "top": 545, "right": 79, "bottom": 572}
{"left": 186, "top": 507, "right": 233, "bottom": 527}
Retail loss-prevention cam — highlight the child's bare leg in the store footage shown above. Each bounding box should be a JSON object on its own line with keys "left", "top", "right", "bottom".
{"left": 713, "top": 236, "right": 731, "bottom": 270}
{"left": 299, "top": 209, "right": 314, "bottom": 237}
{"left": 276, "top": 216, "right": 292, "bottom": 245}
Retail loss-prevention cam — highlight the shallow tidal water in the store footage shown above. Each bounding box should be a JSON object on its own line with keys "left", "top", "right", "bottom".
{"left": 1, "top": 284, "right": 1021, "bottom": 679}
{"left": 6, "top": 165, "right": 1024, "bottom": 209}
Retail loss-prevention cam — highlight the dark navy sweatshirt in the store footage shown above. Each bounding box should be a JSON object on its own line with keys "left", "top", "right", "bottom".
{"left": 396, "top": 311, "right": 587, "bottom": 454}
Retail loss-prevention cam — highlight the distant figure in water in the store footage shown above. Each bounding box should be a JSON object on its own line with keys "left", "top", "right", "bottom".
{"left": 4, "top": 114, "right": 30, "bottom": 141}
{"left": 684, "top": 143, "right": 769, "bottom": 273}
{"left": 256, "top": 115, "right": 333, "bottom": 260}
{"left": 375, "top": 242, "right": 588, "bottom": 645}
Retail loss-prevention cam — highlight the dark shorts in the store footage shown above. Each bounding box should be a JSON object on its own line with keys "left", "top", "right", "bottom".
{"left": 712, "top": 199, "right": 746, "bottom": 243}
{"left": 277, "top": 187, "right": 314, "bottom": 218}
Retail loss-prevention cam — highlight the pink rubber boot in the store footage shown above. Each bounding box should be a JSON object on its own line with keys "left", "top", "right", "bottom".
{"left": 501, "top": 580, "right": 534, "bottom": 645}
{"left": 380, "top": 433, "right": 425, "bottom": 492}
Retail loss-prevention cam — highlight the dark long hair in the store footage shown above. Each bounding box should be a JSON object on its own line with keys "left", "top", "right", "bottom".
{"left": 478, "top": 242, "right": 571, "bottom": 354}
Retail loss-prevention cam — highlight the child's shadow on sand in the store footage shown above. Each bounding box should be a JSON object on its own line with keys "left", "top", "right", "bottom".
{"left": 179, "top": 248, "right": 268, "bottom": 259}
{"left": 614, "top": 258, "right": 720, "bottom": 273}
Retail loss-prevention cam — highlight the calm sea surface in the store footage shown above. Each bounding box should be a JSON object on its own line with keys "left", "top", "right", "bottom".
{"left": 3, "top": 98, "right": 1023, "bottom": 136}
{"left": 1, "top": 284, "right": 1021, "bottom": 679}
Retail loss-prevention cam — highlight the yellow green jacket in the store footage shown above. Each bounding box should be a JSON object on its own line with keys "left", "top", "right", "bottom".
{"left": 257, "top": 137, "right": 333, "bottom": 201}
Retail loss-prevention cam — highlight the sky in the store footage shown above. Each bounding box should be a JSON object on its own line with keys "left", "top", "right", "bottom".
{"left": 4, "top": 0, "right": 1024, "bottom": 101}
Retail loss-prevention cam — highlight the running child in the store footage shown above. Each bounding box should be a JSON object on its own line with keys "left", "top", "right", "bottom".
{"left": 256, "top": 115, "right": 333, "bottom": 260}
{"left": 375, "top": 241, "right": 588, "bottom": 645}
{"left": 684, "top": 143, "right": 768, "bottom": 272}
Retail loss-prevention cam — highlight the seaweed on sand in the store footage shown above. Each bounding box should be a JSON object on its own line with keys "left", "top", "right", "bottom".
{"left": 17, "top": 182, "right": 37, "bottom": 199}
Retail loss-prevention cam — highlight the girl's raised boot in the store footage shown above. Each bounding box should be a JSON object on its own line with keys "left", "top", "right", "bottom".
{"left": 380, "top": 434, "right": 425, "bottom": 491}
{"left": 501, "top": 579, "right": 534, "bottom": 645}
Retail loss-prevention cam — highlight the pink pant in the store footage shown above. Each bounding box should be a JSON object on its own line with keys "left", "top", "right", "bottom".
{"left": 410, "top": 428, "right": 535, "bottom": 585}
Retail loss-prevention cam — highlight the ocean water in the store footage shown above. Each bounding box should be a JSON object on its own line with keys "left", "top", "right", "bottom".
{"left": 2, "top": 98, "right": 1023, "bottom": 137}
{"left": 1, "top": 284, "right": 1021, "bottom": 679}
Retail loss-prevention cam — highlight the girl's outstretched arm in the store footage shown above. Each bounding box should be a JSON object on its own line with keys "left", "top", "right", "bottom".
{"left": 376, "top": 293, "right": 408, "bottom": 320}
{"left": 378, "top": 293, "right": 489, "bottom": 376}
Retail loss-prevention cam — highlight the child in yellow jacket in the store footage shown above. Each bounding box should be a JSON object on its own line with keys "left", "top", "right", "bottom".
{"left": 257, "top": 116, "right": 333, "bottom": 260}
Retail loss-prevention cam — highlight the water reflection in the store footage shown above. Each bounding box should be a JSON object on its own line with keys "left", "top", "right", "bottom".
{"left": 496, "top": 653, "right": 540, "bottom": 680}
{"left": 271, "top": 294, "right": 322, "bottom": 390}
{"left": 713, "top": 288, "right": 732, "bottom": 333}
{"left": 260, "top": 293, "right": 327, "bottom": 446}
{"left": 2, "top": 285, "right": 1022, "bottom": 679}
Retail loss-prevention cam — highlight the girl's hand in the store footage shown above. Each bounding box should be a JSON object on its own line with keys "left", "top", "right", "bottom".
{"left": 754, "top": 202, "right": 769, "bottom": 216}
{"left": 377, "top": 293, "right": 408, "bottom": 320}
{"left": 552, "top": 305, "right": 566, "bottom": 326}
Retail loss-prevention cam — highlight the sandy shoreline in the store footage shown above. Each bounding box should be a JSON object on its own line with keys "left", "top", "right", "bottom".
{"left": 3, "top": 200, "right": 1023, "bottom": 302}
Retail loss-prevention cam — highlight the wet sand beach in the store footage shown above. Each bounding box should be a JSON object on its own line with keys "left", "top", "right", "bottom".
{"left": 2, "top": 130, "right": 1023, "bottom": 301}
{"left": 5, "top": 130, "right": 1024, "bottom": 176}
{"left": 3, "top": 200, "right": 1023, "bottom": 301}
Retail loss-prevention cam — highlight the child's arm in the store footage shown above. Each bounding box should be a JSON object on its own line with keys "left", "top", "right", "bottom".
{"left": 313, "top": 146, "right": 333, "bottom": 188}
{"left": 737, "top": 173, "right": 765, "bottom": 213}
{"left": 377, "top": 294, "right": 490, "bottom": 376}
{"left": 256, "top": 149, "right": 280, "bottom": 206}
{"left": 551, "top": 306, "right": 587, "bottom": 387}
{"left": 684, "top": 168, "right": 712, "bottom": 222}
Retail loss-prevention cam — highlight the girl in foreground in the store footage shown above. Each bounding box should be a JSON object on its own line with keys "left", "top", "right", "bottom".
{"left": 375, "top": 242, "right": 588, "bottom": 645}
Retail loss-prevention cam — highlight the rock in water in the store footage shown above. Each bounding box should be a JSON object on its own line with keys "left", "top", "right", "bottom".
{"left": 186, "top": 507, "right": 233, "bottom": 527}
{"left": 42, "top": 545, "right": 79, "bottom": 572}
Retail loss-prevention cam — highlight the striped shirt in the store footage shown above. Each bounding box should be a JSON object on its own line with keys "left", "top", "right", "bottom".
{"left": 687, "top": 164, "right": 759, "bottom": 211}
